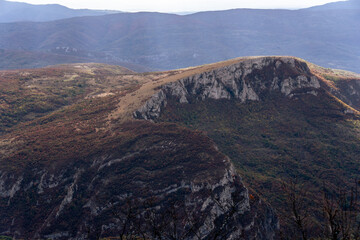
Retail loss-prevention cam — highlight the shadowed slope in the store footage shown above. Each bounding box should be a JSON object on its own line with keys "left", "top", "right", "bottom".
{"left": 0, "top": 58, "right": 283, "bottom": 239}
{"left": 134, "top": 56, "right": 360, "bottom": 234}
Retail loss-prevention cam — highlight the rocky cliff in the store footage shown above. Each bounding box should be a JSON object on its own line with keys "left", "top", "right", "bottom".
{"left": 327, "top": 79, "right": 360, "bottom": 112}
{"left": 134, "top": 57, "right": 322, "bottom": 120}
{"left": 133, "top": 56, "right": 360, "bottom": 238}
{"left": 8, "top": 56, "right": 360, "bottom": 240}
{"left": 0, "top": 121, "right": 278, "bottom": 239}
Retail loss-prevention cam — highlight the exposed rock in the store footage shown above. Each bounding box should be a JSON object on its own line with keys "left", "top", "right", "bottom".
{"left": 134, "top": 57, "right": 321, "bottom": 120}
{"left": 0, "top": 173, "right": 23, "bottom": 199}
{"left": 326, "top": 79, "right": 360, "bottom": 112}
{"left": 0, "top": 122, "right": 278, "bottom": 239}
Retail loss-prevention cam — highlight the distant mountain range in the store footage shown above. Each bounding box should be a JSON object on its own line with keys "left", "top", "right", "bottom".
{"left": 307, "top": 0, "right": 360, "bottom": 10}
{"left": 0, "top": 0, "right": 359, "bottom": 73}
{"left": 0, "top": 0, "right": 120, "bottom": 23}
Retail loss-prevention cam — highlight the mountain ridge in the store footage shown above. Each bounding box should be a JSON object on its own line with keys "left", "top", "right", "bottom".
{"left": 134, "top": 57, "right": 324, "bottom": 120}
{"left": 0, "top": 57, "right": 287, "bottom": 239}
{"left": 0, "top": 56, "right": 359, "bottom": 238}
{"left": 130, "top": 56, "right": 360, "bottom": 235}
{"left": 305, "top": 0, "right": 360, "bottom": 10}
{"left": 0, "top": 4, "right": 359, "bottom": 73}
{"left": 0, "top": 0, "right": 121, "bottom": 23}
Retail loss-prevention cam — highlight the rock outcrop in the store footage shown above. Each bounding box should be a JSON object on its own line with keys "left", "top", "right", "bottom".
{"left": 134, "top": 57, "right": 321, "bottom": 120}
{"left": 0, "top": 122, "right": 278, "bottom": 239}
{"left": 328, "top": 79, "right": 360, "bottom": 112}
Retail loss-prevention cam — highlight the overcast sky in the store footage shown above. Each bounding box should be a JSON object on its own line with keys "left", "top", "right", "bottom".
{"left": 8, "top": 0, "right": 345, "bottom": 12}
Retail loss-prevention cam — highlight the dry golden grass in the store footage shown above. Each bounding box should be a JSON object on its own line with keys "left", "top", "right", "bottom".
{"left": 2, "top": 56, "right": 359, "bottom": 137}
{"left": 2, "top": 56, "right": 359, "bottom": 128}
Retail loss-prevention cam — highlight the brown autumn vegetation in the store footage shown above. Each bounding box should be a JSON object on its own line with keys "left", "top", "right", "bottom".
{"left": 0, "top": 57, "right": 359, "bottom": 238}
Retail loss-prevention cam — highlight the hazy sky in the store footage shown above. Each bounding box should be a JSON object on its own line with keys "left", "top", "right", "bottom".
{"left": 8, "top": 0, "right": 345, "bottom": 12}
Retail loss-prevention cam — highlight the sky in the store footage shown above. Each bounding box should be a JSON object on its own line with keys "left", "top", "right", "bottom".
{"left": 7, "top": 0, "right": 346, "bottom": 12}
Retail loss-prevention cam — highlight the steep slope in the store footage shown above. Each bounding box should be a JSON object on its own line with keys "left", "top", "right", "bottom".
{"left": 0, "top": 0, "right": 119, "bottom": 23}
{"left": 134, "top": 57, "right": 360, "bottom": 234}
{"left": 310, "top": 64, "right": 360, "bottom": 112}
{"left": 134, "top": 57, "right": 322, "bottom": 120}
{"left": 0, "top": 121, "right": 278, "bottom": 239}
{"left": 0, "top": 6, "right": 359, "bottom": 72}
{"left": 1, "top": 56, "right": 359, "bottom": 238}
{"left": 0, "top": 60, "right": 279, "bottom": 239}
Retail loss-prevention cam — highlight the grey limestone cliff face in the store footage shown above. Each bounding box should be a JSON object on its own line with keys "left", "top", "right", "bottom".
{"left": 134, "top": 57, "right": 321, "bottom": 120}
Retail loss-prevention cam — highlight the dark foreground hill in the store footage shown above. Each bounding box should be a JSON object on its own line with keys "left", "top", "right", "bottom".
{"left": 0, "top": 60, "right": 280, "bottom": 239}
{"left": 134, "top": 56, "right": 360, "bottom": 234}
{"left": 0, "top": 56, "right": 360, "bottom": 239}
{"left": 0, "top": 2, "right": 359, "bottom": 73}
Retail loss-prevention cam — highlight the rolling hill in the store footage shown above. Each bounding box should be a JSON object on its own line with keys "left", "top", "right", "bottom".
{"left": 0, "top": 56, "right": 359, "bottom": 238}
{"left": 0, "top": 0, "right": 120, "bottom": 23}
{"left": 307, "top": 0, "right": 360, "bottom": 10}
{"left": 0, "top": 2, "right": 359, "bottom": 73}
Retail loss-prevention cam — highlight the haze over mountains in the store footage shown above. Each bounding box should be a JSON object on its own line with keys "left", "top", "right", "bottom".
{"left": 0, "top": 0, "right": 359, "bottom": 73}
{"left": 307, "top": 0, "right": 360, "bottom": 10}
{"left": 0, "top": 0, "right": 120, "bottom": 23}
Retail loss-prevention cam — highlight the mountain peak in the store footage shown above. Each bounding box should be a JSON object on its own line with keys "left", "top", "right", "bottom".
{"left": 134, "top": 57, "right": 324, "bottom": 120}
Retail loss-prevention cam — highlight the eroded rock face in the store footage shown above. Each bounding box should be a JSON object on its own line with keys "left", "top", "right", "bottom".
{"left": 0, "top": 122, "right": 278, "bottom": 239}
{"left": 134, "top": 57, "right": 321, "bottom": 120}
{"left": 329, "top": 79, "right": 360, "bottom": 112}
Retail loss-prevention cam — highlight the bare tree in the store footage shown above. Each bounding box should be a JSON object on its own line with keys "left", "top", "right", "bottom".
{"left": 281, "top": 179, "right": 311, "bottom": 240}
{"left": 106, "top": 190, "right": 247, "bottom": 240}
{"left": 281, "top": 178, "right": 360, "bottom": 240}
{"left": 322, "top": 181, "right": 360, "bottom": 240}
{"left": 112, "top": 198, "right": 140, "bottom": 240}
{"left": 323, "top": 191, "right": 341, "bottom": 240}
